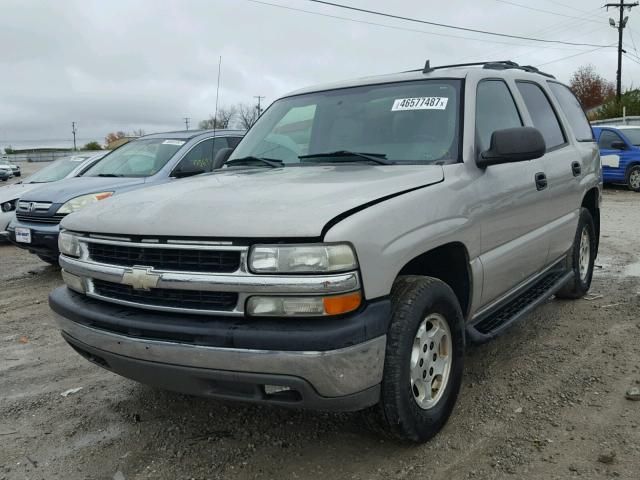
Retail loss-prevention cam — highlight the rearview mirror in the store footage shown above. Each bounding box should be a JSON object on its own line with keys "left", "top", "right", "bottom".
{"left": 477, "top": 127, "right": 546, "bottom": 168}
{"left": 610, "top": 141, "right": 627, "bottom": 150}
{"left": 212, "top": 147, "right": 234, "bottom": 170}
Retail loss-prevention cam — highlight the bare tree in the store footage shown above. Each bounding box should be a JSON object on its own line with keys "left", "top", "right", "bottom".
{"left": 198, "top": 105, "right": 237, "bottom": 129}
{"left": 237, "top": 102, "right": 260, "bottom": 129}
{"left": 570, "top": 65, "right": 615, "bottom": 111}
{"left": 105, "top": 131, "right": 127, "bottom": 145}
{"left": 131, "top": 128, "right": 146, "bottom": 137}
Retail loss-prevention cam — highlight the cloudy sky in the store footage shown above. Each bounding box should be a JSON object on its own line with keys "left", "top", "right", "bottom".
{"left": 0, "top": 0, "right": 635, "bottom": 150}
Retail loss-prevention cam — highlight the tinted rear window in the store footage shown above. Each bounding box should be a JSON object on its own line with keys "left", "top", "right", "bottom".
{"left": 548, "top": 82, "right": 594, "bottom": 142}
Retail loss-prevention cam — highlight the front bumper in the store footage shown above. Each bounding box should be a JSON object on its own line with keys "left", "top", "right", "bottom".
{"left": 50, "top": 287, "right": 390, "bottom": 410}
{"left": 6, "top": 219, "right": 60, "bottom": 256}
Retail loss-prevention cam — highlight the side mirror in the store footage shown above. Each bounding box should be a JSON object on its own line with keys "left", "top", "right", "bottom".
{"left": 610, "top": 141, "right": 628, "bottom": 150}
{"left": 172, "top": 163, "right": 205, "bottom": 178}
{"left": 212, "top": 147, "right": 234, "bottom": 170}
{"left": 477, "top": 127, "right": 546, "bottom": 168}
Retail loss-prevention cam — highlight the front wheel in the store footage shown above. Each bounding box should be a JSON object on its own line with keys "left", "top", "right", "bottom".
{"left": 556, "top": 208, "right": 596, "bottom": 299}
{"left": 369, "top": 276, "right": 465, "bottom": 443}
{"left": 627, "top": 165, "right": 640, "bottom": 192}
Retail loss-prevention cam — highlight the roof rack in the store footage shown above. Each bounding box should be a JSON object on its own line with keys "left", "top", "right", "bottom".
{"left": 414, "top": 60, "right": 555, "bottom": 79}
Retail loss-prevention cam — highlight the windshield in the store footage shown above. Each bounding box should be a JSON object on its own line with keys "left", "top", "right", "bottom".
{"left": 622, "top": 128, "right": 640, "bottom": 146}
{"left": 83, "top": 138, "right": 184, "bottom": 177}
{"left": 230, "top": 79, "right": 461, "bottom": 165}
{"left": 25, "top": 155, "right": 92, "bottom": 183}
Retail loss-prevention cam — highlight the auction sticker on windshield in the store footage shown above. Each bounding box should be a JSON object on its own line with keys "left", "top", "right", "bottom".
{"left": 391, "top": 97, "right": 448, "bottom": 111}
{"left": 15, "top": 227, "right": 31, "bottom": 244}
{"left": 162, "top": 140, "right": 186, "bottom": 146}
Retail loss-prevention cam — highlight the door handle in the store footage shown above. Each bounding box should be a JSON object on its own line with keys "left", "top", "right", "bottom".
{"left": 535, "top": 172, "right": 547, "bottom": 191}
{"left": 571, "top": 161, "right": 581, "bottom": 177}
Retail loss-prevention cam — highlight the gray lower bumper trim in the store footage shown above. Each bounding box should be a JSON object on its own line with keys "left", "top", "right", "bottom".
{"left": 53, "top": 313, "right": 386, "bottom": 397}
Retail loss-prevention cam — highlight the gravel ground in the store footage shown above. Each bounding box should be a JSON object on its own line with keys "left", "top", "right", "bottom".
{"left": 0, "top": 185, "right": 638, "bottom": 480}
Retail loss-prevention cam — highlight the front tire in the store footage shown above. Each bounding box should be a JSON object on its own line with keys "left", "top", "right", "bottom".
{"left": 556, "top": 208, "right": 596, "bottom": 299}
{"left": 371, "top": 276, "right": 465, "bottom": 442}
{"left": 627, "top": 164, "right": 640, "bottom": 192}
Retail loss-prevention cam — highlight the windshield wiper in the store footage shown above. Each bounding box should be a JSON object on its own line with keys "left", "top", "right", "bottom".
{"left": 96, "top": 173, "right": 125, "bottom": 177}
{"left": 225, "top": 156, "right": 284, "bottom": 168}
{"left": 299, "top": 150, "right": 394, "bottom": 165}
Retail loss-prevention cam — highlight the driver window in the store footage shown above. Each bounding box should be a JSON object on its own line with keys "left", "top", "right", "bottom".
{"left": 176, "top": 138, "right": 215, "bottom": 173}
{"left": 476, "top": 80, "right": 523, "bottom": 152}
{"left": 598, "top": 130, "right": 624, "bottom": 149}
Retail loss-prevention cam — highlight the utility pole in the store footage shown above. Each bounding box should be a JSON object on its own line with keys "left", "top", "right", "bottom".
{"left": 254, "top": 96, "right": 265, "bottom": 118}
{"left": 183, "top": 117, "right": 190, "bottom": 130}
{"left": 71, "top": 121, "right": 77, "bottom": 151}
{"left": 606, "top": 1, "right": 639, "bottom": 102}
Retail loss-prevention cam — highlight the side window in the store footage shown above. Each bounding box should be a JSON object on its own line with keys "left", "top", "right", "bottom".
{"left": 212, "top": 137, "right": 229, "bottom": 161}
{"left": 548, "top": 82, "right": 594, "bottom": 142}
{"left": 516, "top": 82, "right": 566, "bottom": 150}
{"left": 177, "top": 138, "right": 215, "bottom": 173}
{"left": 227, "top": 136, "right": 242, "bottom": 149}
{"left": 475, "top": 80, "right": 523, "bottom": 152}
{"left": 598, "top": 130, "right": 624, "bottom": 149}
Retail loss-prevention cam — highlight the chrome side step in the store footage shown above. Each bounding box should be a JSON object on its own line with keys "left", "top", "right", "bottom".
{"left": 466, "top": 269, "right": 573, "bottom": 344}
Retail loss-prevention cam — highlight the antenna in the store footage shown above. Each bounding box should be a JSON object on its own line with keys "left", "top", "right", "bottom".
{"left": 213, "top": 56, "right": 222, "bottom": 135}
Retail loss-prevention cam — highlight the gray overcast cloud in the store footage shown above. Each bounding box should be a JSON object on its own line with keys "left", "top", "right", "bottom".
{"left": 0, "top": 0, "right": 630, "bottom": 150}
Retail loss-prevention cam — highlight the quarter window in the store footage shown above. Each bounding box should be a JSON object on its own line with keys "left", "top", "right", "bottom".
{"left": 548, "top": 82, "right": 593, "bottom": 142}
{"left": 598, "top": 130, "right": 625, "bottom": 149}
{"left": 475, "top": 80, "right": 523, "bottom": 152}
{"left": 516, "top": 82, "right": 566, "bottom": 150}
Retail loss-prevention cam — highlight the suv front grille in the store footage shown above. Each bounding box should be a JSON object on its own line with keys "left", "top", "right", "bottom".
{"left": 16, "top": 213, "right": 66, "bottom": 224}
{"left": 92, "top": 279, "right": 238, "bottom": 312}
{"left": 87, "top": 243, "right": 241, "bottom": 273}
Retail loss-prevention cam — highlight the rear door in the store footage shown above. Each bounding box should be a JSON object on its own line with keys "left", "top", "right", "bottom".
{"left": 515, "top": 80, "right": 581, "bottom": 267}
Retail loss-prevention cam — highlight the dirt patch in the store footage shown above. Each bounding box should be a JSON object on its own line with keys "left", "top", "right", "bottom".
{"left": 0, "top": 188, "right": 639, "bottom": 480}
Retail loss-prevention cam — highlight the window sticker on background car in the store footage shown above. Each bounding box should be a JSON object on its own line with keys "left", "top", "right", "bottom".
{"left": 391, "top": 97, "right": 449, "bottom": 111}
{"left": 162, "top": 140, "right": 186, "bottom": 146}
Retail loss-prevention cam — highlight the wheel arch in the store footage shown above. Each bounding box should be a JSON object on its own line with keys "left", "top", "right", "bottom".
{"left": 396, "top": 242, "right": 472, "bottom": 319}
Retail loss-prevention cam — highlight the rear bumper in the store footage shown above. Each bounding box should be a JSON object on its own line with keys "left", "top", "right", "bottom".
{"left": 6, "top": 219, "right": 60, "bottom": 256}
{"left": 50, "top": 287, "right": 390, "bottom": 410}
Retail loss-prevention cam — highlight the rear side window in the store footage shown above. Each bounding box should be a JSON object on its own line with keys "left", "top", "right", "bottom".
{"left": 475, "top": 80, "right": 523, "bottom": 152}
{"left": 548, "top": 82, "right": 594, "bottom": 142}
{"left": 516, "top": 82, "right": 566, "bottom": 150}
{"left": 598, "top": 130, "right": 624, "bottom": 149}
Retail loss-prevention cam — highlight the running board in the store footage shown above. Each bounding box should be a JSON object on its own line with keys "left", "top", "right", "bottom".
{"left": 466, "top": 269, "right": 573, "bottom": 344}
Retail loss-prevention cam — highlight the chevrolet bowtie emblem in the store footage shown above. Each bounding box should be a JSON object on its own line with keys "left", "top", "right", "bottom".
{"left": 121, "top": 266, "right": 161, "bottom": 290}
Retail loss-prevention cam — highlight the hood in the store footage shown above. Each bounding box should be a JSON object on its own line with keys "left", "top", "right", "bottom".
{"left": 0, "top": 182, "right": 43, "bottom": 203}
{"left": 62, "top": 165, "right": 444, "bottom": 238}
{"left": 19, "top": 176, "right": 146, "bottom": 203}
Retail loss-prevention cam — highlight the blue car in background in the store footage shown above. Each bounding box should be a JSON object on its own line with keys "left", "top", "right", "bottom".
{"left": 592, "top": 125, "right": 640, "bottom": 191}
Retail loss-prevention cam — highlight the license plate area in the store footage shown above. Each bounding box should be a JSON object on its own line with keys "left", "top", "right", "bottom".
{"left": 15, "top": 227, "right": 31, "bottom": 244}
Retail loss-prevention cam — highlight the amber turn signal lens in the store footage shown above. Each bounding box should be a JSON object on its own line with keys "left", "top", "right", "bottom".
{"left": 323, "top": 291, "right": 362, "bottom": 315}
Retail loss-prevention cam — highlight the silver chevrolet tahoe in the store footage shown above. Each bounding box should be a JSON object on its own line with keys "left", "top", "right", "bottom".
{"left": 49, "top": 61, "right": 601, "bottom": 443}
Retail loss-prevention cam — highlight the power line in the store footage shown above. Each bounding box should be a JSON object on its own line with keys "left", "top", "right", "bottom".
{"left": 493, "top": 0, "right": 603, "bottom": 24}
{"left": 304, "top": 0, "right": 613, "bottom": 47}
{"left": 536, "top": 44, "right": 616, "bottom": 66}
{"left": 542, "top": 0, "right": 605, "bottom": 17}
{"left": 245, "top": 0, "right": 602, "bottom": 50}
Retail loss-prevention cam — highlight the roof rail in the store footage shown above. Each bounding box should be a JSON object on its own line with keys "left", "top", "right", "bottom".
{"left": 413, "top": 60, "right": 555, "bottom": 79}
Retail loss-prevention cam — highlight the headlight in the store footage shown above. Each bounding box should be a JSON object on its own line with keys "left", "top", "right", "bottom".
{"left": 249, "top": 243, "right": 357, "bottom": 273}
{"left": 57, "top": 191, "right": 113, "bottom": 214}
{"left": 1, "top": 199, "right": 17, "bottom": 212}
{"left": 58, "top": 230, "right": 81, "bottom": 257}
